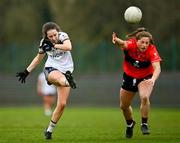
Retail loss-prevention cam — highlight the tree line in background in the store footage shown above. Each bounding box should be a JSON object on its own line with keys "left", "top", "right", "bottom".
{"left": 0, "top": 0, "right": 179, "bottom": 73}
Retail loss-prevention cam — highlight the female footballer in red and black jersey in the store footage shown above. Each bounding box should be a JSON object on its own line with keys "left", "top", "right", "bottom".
{"left": 112, "top": 27, "right": 161, "bottom": 138}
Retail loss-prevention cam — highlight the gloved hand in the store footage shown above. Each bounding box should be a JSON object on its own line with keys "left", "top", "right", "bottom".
{"left": 16, "top": 69, "right": 29, "bottom": 83}
{"left": 43, "top": 39, "right": 54, "bottom": 47}
{"left": 41, "top": 43, "right": 52, "bottom": 52}
{"left": 65, "top": 71, "right": 77, "bottom": 89}
{"left": 41, "top": 39, "right": 54, "bottom": 52}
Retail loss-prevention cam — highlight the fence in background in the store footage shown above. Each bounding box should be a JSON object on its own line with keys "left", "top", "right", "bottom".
{"left": 0, "top": 72, "right": 180, "bottom": 107}
{"left": 0, "top": 39, "right": 179, "bottom": 74}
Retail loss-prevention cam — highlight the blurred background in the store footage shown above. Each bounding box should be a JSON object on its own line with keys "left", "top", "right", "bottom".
{"left": 0, "top": 0, "right": 180, "bottom": 107}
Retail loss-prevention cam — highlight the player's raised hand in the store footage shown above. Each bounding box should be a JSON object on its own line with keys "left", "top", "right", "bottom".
{"left": 40, "top": 39, "right": 54, "bottom": 52}
{"left": 112, "top": 32, "right": 117, "bottom": 44}
{"left": 16, "top": 69, "right": 29, "bottom": 83}
{"left": 43, "top": 39, "right": 54, "bottom": 48}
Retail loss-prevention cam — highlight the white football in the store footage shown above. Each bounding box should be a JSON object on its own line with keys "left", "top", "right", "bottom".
{"left": 124, "top": 6, "right": 142, "bottom": 24}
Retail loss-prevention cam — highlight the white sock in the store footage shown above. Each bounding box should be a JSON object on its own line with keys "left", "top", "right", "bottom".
{"left": 47, "top": 120, "right": 56, "bottom": 133}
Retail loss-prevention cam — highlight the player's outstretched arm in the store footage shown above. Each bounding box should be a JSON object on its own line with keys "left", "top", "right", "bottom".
{"left": 16, "top": 53, "right": 45, "bottom": 83}
{"left": 16, "top": 69, "right": 29, "bottom": 83}
{"left": 112, "top": 32, "right": 127, "bottom": 49}
{"left": 26, "top": 53, "right": 45, "bottom": 72}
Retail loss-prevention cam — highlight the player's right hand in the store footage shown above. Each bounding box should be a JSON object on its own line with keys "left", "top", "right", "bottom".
{"left": 112, "top": 32, "right": 117, "bottom": 44}
{"left": 16, "top": 69, "right": 29, "bottom": 83}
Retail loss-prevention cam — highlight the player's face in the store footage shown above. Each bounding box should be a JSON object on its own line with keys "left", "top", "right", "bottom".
{"left": 46, "top": 29, "right": 59, "bottom": 44}
{"left": 137, "top": 37, "right": 150, "bottom": 52}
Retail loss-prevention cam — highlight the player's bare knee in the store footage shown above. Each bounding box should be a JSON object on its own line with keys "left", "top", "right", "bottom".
{"left": 120, "top": 104, "right": 128, "bottom": 110}
{"left": 141, "top": 96, "right": 150, "bottom": 105}
{"left": 57, "top": 77, "right": 69, "bottom": 86}
{"left": 59, "top": 101, "right": 67, "bottom": 109}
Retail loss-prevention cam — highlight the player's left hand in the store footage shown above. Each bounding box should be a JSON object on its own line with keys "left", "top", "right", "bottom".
{"left": 144, "top": 78, "right": 155, "bottom": 86}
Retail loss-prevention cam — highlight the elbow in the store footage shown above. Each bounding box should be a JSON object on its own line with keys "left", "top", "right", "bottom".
{"left": 156, "top": 67, "right": 161, "bottom": 76}
{"left": 65, "top": 45, "right": 72, "bottom": 51}
{"left": 63, "top": 40, "right": 72, "bottom": 51}
{"left": 158, "top": 64, "right": 161, "bottom": 74}
{"left": 68, "top": 45, "right": 72, "bottom": 51}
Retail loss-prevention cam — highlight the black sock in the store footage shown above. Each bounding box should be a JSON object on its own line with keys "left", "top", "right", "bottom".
{"left": 126, "top": 119, "right": 133, "bottom": 125}
{"left": 142, "top": 117, "right": 148, "bottom": 124}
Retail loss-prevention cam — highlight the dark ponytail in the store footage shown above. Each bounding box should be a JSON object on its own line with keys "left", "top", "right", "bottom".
{"left": 126, "top": 27, "right": 154, "bottom": 44}
{"left": 126, "top": 27, "right": 147, "bottom": 38}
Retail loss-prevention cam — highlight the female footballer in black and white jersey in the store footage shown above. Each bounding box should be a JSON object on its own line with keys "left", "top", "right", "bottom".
{"left": 16, "top": 22, "right": 76, "bottom": 140}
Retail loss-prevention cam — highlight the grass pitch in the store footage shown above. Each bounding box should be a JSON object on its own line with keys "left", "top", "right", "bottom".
{"left": 0, "top": 107, "right": 179, "bottom": 143}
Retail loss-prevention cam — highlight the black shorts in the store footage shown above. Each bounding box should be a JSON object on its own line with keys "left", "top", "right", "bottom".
{"left": 44, "top": 67, "right": 58, "bottom": 85}
{"left": 121, "top": 72, "right": 152, "bottom": 92}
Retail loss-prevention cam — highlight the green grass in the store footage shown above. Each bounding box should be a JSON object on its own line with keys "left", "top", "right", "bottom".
{"left": 0, "top": 107, "right": 180, "bottom": 143}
